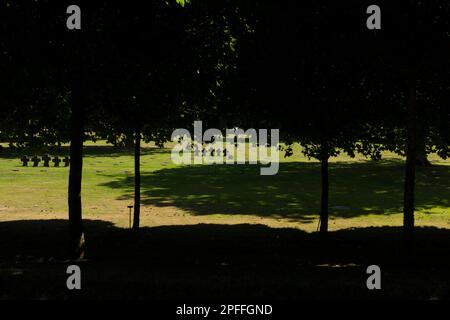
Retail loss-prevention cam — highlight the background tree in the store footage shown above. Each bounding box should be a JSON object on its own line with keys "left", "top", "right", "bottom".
{"left": 236, "top": 2, "right": 372, "bottom": 236}
{"left": 361, "top": 1, "right": 450, "bottom": 249}
{"left": 91, "top": 1, "right": 200, "bottom": 232}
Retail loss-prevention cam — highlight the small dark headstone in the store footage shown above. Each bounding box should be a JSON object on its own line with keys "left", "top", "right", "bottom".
{"left": 42, "top": 154, "right": 51, "bottom": 167}
{"left": 63, "top": 156, "right": 70, "bottom": 167}
{"left": 31, "top": 156, "right": 41, "bottom": 167}
{"left": 52, "top": 156, "right": 61, "bottom": 167}
{"left": 20, "top": 156, "right": 30, "bottom": 167}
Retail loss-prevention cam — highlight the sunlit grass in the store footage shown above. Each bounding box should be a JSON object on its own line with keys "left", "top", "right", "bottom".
{"left": 0, "top": 141, "right": 449, "bottom": 232}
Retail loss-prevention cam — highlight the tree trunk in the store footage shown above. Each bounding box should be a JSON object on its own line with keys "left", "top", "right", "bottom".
{"left": 132, "top": 125, "right": 141, "bottom": 231}
{"left": 320, "top": 148, "right": 329, "bottom": 237}
{"left": 403, "top": 79, "right": 417, "bottom": 250}
{"left": 68, "top": 72, "right": 85, "bottom": 260}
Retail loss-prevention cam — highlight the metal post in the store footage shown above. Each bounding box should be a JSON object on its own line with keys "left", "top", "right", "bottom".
{"left": 127, "top": 205, "right": 133, "bottom": 229}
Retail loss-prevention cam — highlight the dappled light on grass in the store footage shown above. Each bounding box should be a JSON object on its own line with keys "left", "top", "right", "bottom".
{"left": 1, "top": 143, "right": 449, "bottom": 231}
{"left": 1, "top": 143, "right": 448, "bottom": 231}
{"left": 100, "top": 159, "right": 450, "bottom": 224}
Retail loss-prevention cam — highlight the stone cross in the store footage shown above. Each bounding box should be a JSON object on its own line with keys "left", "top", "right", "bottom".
{"left": 42, "top": 154, "right": 51, "bottom": 167}
{"left": 32, "top": 156, "right": 41, "bottom": 167}
{"left": 20, "top": 155, "right": 30, "bottom": 167}
{"left": 63, "top": 156, "right": 70, "bottom": 167}
{"left": 52, "top": 156, "right": 61, "bottom": 167}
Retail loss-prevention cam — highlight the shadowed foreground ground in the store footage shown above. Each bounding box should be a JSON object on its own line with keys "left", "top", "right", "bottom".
{"left": 1, "top": 219, "right": 449, "bottom": 300}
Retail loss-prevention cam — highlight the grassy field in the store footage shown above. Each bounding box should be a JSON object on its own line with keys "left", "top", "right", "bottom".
{"left": 1, "top": 141, "right": 449, "bottom": 231}
{"left": 0, "top": 141, "right": 449, "bottom": 299}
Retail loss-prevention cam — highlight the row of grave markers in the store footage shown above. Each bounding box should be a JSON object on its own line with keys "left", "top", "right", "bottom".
{"left": 20, "top": 155, "right": 70, "bottom": 167}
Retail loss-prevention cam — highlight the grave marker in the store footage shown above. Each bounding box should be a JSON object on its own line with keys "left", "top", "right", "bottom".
{"left": 20, "top": 156, "right": 30, "bottom": 167}
{"left": 32, "top": 156, "right": 41, "bottom": 167}
{"left": 42, "top": 154, "right": 51, "bottom": 167}
{"left": 63, "top": 156, "right": 70, "bottom": 167}
{"left": 52, "top": 156, "right": 61, "bottom": 167}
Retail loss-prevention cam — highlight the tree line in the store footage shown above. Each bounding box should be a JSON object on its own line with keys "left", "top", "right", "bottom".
{"left": 0, "top": 0, "right": 448, "bottom": 258}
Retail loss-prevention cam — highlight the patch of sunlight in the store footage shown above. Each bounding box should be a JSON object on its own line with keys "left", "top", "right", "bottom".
{"left": 374, "top": 190, "right": 389, "bottom": 194}
{"left": 186, "top": 194, "right": 212, "bottom": 200}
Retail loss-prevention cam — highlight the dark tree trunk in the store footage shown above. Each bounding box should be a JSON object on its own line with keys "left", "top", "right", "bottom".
{"left": 320, "top": 147, "right": 329, "bottom": 237}
{"left": 403, "top": 79, "right": 417, "bottom": 250}
{"left": 133, "top": 125, "right": 141, "bottom": 231}
{"left": 68, "top": 71, "right": 85, "bottom": 260}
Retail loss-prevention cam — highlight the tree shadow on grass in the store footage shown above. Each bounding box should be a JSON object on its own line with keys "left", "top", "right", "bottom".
{"left": 1, "top": 219, "right": 450, "bottom": 299}
{"left": 100, "top": 159, "right": 450, "bottom": 221}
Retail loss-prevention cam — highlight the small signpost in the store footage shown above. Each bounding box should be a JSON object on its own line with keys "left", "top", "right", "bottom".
{"left": 127, "top": 205, "right": 133, "bottom": 229}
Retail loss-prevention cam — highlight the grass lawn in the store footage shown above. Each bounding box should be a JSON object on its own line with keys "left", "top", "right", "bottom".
{"left": 1, "top": 141, "right": 449, "bottom": 231}
{"left": 0, "top": 141, "right": 449, "bottom": 299}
